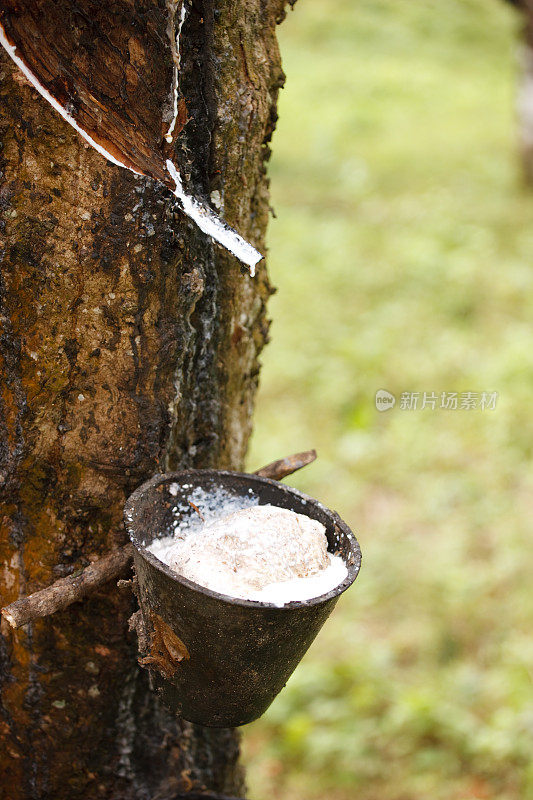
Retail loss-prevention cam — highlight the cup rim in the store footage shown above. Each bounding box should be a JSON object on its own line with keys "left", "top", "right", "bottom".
{"left": 124, "top": 469, "right": 362, "bottom": 610}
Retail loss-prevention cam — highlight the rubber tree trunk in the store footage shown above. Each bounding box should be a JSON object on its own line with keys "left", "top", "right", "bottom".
{"left": 0, "top": 1, "right": 288, "bottom": 797}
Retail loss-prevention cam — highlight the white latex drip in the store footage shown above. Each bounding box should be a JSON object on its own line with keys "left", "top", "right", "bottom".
{"left": 164, "top": 1, "right": 187, "bottom": 143}
{"left": 0, "top": 24, "right": 141, "bottom": 174}
{"left": 166, "top": 160, "right": 262, "bottom": 274}
{"left": 0, "top": 23, "right": 263, "bottom": 273}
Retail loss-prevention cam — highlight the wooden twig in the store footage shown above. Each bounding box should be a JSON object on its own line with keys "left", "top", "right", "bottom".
{"left": 253, "top": 448, "right": 317, "bottom": 481}
{"left": 1, "top": 450, "right": 317, "bottom": 629}
{"left": 188, "top": 500, "right": 205, "bottom": 521}
{"left": 1, "top": 545, "right": 134, "bottom": 629}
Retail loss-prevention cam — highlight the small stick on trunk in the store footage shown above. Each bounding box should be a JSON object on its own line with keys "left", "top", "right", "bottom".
{"left": 2, "top": 545, "right": 134, "bottom": 629}
{"left": 1, "top": 450, "right": 317, "bottom": 628}
{"left": 253, "top": 449, "right": 317, "bottom": 481}
{"left": 188, "top": 500, "right": 205, "bottom": 521}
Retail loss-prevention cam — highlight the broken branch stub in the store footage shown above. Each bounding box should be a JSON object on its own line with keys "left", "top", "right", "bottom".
{"left": 254, "top": 448, "right": 317, "bottom": 480}
{"left": 0, "top": 1, "right": 262, "bottom": 270}
{"left": 1, "top": 545, "right": 134, "bottom": 629}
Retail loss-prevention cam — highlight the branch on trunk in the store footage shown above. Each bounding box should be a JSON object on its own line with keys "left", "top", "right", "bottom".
{"left": 1, "top": 451, "right": 317, "bottom": 629}
{"left": 1, "top": 545, "right": 135, "bottom": 629}
{"left": 254, "top": 448, "right": 317, "bottom": 480}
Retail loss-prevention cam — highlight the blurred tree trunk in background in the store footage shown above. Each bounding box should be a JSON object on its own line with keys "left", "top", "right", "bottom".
{"left": 0, "top": 1, "right": 288, "bottom": 797}
{"left": 512, "top": 0, "right": 533, "bottom": 182}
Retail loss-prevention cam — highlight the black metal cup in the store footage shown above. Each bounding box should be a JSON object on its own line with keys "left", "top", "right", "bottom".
{"left": 124, "top": 470, "right": 362, "bottom": 727}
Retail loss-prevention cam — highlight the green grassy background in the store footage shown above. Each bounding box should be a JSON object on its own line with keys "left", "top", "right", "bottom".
{"left": 243, "top": 1, "right": 533, "bottom": 799}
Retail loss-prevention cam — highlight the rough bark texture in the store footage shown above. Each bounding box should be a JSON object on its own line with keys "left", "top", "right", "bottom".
{"left": 0, "top": 0, "right": 289, "bottom": 797}
{"left": 0, "top": 0, "right": 175, "bottom": 179}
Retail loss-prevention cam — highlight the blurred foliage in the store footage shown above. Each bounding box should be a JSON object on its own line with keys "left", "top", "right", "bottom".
{"left": 244, "top": 1, "right": 533, "bottom": 799}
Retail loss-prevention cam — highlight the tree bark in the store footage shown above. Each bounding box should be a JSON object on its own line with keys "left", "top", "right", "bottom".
{"left": 0, "top": 1, "right": 288, "bottom": 797}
